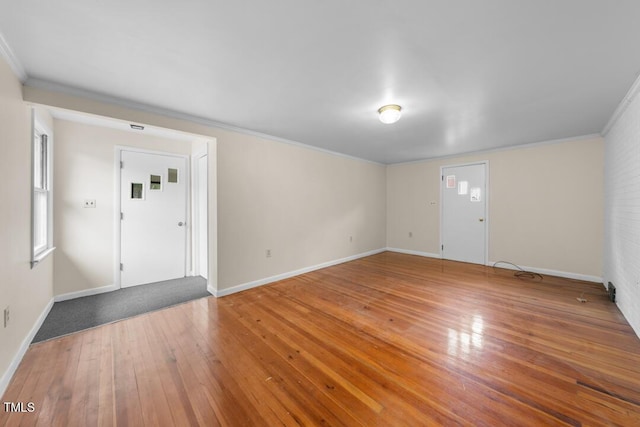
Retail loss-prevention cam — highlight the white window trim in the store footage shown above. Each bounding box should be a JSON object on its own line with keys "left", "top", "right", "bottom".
{"left": 31, "top": 112, "right": 55, "bottom": 268}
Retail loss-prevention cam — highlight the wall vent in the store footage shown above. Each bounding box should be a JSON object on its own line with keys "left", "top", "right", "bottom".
{"left": 607, "top": 281, "right": 616, "bottom": 303}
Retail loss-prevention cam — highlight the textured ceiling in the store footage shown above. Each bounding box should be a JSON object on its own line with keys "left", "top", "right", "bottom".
{"left": 1, "top": 0, "right": 640, "bottom": 163}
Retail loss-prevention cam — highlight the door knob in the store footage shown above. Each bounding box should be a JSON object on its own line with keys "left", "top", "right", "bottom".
{"left": 479, "top": 218, "right": 484, "bottom": 222}
{"left": 178, "top": 221, "right": 185, "bottom": 226}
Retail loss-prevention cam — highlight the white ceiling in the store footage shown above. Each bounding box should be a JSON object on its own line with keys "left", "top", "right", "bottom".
{"left": 1, "top": 0, "right": 640, "bottom": 164}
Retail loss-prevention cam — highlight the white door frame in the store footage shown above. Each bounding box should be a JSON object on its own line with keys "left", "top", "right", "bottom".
{"left": 114, "top": 146, "right": 191, "bottom": 289}
{"left": 204, "top": 140, "right": 218, "bottom": 295}
{"left": 439, "top": 160, "right": 490, "bottom": 265}
{"left": 191, "top": 146, "right": 208, "bottom": 279}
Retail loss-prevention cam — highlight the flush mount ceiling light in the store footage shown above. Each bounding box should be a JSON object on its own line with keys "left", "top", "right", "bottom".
{"left": 378, "top": 104, "right": 402, "bottom": 124}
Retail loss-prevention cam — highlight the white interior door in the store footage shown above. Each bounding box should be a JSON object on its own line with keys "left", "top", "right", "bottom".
{"left": 196, "top": 154, "right": 208, "bottom": 279}
{"left": 442, "top": 163, "right": 487, "bottom": 264}
{"left": 120, "top": 150, "right": 188, "bottom": 287}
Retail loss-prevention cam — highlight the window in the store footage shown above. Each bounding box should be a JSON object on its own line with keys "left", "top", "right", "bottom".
{"left": 150, "top": 174, "right": 162, "bottom": 190}
{"left": 31, "top": 117, "right": 54, "bottom": 267}
{"left": 168, "top": 168, "right": 178, "bottom": 183}
{"left": 131, "top": 182, "right": 144, "bottom": 199}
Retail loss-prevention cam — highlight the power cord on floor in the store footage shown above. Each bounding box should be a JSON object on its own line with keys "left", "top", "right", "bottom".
{"left": 493, "top": 261, "right": 588, "bottom": 303}
{"left": 492, "top": 261, "right": 544, "bottom": 281}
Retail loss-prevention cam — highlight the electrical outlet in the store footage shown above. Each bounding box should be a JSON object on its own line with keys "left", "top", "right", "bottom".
{"left": 607, "top": 282, "right": 616, "bottom": 303}
{"left": 83, "top": 199, "right": 96, "bottom": 208}
{"left": 3, "top": 306, "right": 9, "bottom": 328}
{"left": 266, "top": 249, "right": 272, "bottom": 258}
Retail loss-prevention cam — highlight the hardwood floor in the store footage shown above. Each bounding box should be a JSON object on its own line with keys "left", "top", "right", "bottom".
{"left": 2, "top": 252, "right": 640, "bottom": 426}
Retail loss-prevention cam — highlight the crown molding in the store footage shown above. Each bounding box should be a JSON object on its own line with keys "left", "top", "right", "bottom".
{"left": 602, "top": 72, "right": 640, "bottom": 136}
{"left": 23, "top": 78, "right": 384, "bottom": 166}
{"left": 388, "top": 133, "right": 603, "bottom": 166}
{"left": 0, "top": 30, "right": 27, "bottom": 82}
{"left": 23, "top": 75, "right": 610, "bottom": 167}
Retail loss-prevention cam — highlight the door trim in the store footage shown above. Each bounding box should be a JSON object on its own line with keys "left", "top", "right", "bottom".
{"left": 191, "top": 147, "right": 208, "bottom": 279}
{"left": 439, "top": 160, "right": 490, "bottom": 265}
{"left": 114, "top": 146, "right": 191, "bottom": 289}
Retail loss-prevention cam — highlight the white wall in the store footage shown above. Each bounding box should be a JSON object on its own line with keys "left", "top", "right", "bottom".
{"left": 53, "top": 119, "right": 193, "bottom": 297}
{"left": 387, "top": 136, "right": 604, "bottom": 280}
{"left": 604, "top": 78, "right": 640, "bottom": 337}
{"left": 0, "top": 57, "right": 53, "bottom": 396}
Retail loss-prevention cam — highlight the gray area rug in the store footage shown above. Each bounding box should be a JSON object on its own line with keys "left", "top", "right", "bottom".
{"left": 33, "top": 276, "right": 210, "bottom": 343}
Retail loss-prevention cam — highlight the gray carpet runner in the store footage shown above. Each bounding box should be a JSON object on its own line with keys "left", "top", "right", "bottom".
{"left": 32, "top": 276, "right": 210, "bottom": 343}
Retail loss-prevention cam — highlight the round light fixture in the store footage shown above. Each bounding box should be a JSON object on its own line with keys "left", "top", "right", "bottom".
{"left": 378, "top": 104, "right": 402, "bottom": 124}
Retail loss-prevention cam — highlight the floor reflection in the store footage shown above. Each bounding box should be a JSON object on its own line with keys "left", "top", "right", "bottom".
{"left": 448, "top": 314, "right": 484, "bottom": 357}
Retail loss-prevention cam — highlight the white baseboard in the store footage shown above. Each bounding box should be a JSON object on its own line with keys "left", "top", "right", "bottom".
{"left": 385, "top": 248, "right": 602, "bottom": 283}
{"left": 489, "top": 261, "right": 602, "bottom": 283}
{"left": 209, "top": 248, "right": 602, "bottom": 297}
{"left": 54, "top": 283, "right": 118, "bottom": 302}
{"left": 0, "top": 297, "right": 54, "bottom": 399}
{"left": 386, "top": 247, "right": 441, "bottom": 259}
{"left": 206, "top": 278, "right": 216, "bottom": 296}
{"left": 213, "top": 248, "right": 386, "bottom": 297}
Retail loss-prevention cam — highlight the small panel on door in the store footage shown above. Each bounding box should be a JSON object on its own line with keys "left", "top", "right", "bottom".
{"left": 131, "top": 183, "right": 144, "bottom": 199}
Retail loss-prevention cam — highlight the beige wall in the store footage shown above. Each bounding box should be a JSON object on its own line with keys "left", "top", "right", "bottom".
{"left": 53, "top": 119, "right": 193, "bottom": 296}
{"left": 0, "top": 59, "right": 53, "bottom": 394}
{"left": 387, "top": 136, "right": 604, "bottom": 279}
{"left": 2, "top": 69, "right": 606, "bottom": 393}
{"left": 26, "top": 86, "right": 387, "bottom": 293}
{"left": 217, "top": 132, "right": 386, "bottom": 289}
{"left": 26, "top": 86, "right": 603, "bottom": 288}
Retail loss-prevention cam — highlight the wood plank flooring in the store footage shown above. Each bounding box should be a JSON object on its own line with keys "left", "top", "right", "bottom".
{"left": 2, "top": 252, "right": 640, "bottom": 426}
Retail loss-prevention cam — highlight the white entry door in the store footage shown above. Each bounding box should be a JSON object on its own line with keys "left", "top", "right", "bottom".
{"left": 120, "top": 150, "right": 188, "bottom": 287}
{"left": 441, "top": 163, "right": 487, "bottom": 264}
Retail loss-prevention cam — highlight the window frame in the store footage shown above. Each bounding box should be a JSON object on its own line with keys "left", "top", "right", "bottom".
{"left": 31, "top": 112, "right": 54, "bottom": 267}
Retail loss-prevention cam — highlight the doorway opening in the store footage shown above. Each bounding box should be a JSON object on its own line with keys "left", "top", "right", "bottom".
{"left": 115, "top": 140, "right": 215, "bottom": 292}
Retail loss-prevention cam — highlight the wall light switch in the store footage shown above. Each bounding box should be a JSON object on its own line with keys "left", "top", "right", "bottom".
{"left": 83, "top": 199, "right": 96, "bottom": 208}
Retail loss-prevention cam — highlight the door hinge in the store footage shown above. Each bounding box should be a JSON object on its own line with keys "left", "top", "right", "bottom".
{"left": 120, "top": 263, "right": 123, "bottom": 271}
{"left": 441, "top": 244, "right": 444, "bottom": 250}
{"left": 120, "top": 161, "right": 123, "bottom": 169}
{"left": 441, "top": 175, "right": 444, "bottom": 181}
{"left": 120, "top": 212, "right": 123, "bottom": 220}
